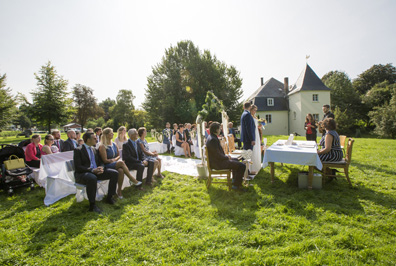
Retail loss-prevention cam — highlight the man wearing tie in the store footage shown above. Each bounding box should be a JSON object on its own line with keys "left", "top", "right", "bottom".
{"left": 63, "top": 130, "right": 78, "bottom": 152}
{"left": 74, "top": 132, "right": 118, "bottom": 213}
{"left": 122, "top": 128, "right": 154, "bottom": 190}
{"left": 240, "top": 102, "right": 256, "bottom": 150}
{"left": 52, "top": 129, "right": 64, "bottom": 152}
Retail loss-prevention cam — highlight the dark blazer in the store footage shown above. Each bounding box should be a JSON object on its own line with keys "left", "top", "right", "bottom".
{"left": 122, "top": 139, "right": 143, "bottom": 167}
{"left": 73, "top": 145, "right": 103, "bottom": 175}
{"left": 52, "top": 139, "right": 64, "bottom": 152}
{"left": 322, "top": 111, "right": 335, "bottom": 121}
{"left": 62, "top": 138, "right": 76, "bottom": 152}
{"left": 206, "top": 134, "right": 229, "bottom": 169}
{"left": 240, "top": 110, "right": 256, "bottom": 144}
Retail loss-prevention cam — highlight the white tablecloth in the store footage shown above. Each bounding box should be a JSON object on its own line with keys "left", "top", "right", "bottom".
{"left": 263, "top": 140, "right": 322, "bottom": 170}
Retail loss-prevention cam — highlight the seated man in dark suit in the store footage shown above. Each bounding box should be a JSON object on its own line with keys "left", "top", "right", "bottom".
{"left": 228, "top": 122, "right": 241, "bottom": 149}
{"left": 122, "top": 128, "right": 154, "bottom": 190}
{"left": 74, "top": 132, "right": 118, "bottom": 213}
{"left": 206, "top": 122, "right": 246, "bottom": 191}
{"left": 62, "top": 130, "right": 78, "bottom": 152}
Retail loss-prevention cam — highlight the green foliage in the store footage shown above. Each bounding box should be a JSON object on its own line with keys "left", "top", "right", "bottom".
{"left": 99, "top": 97, "right": 116, "bottom": 122}
{"left": 0, "top": 137, "right": 396, "bottom": 265}
{"left": 353, "top": 63, "right": 396, "bottom": 96}
{"left": 0, "top": 73, "right": 17, "bottom": 129}
{"left": 85, "top": 117, "right": 105, "bottom": 130}
{"left": 30, "top": 62, "right": 72, "bottom": 133}
{"left": 322, "top": 71, "right": 361, "bottom": 115}
{"left": 333, "top": 107, "right": 355, "bottom": 135}
{"left": 362, "top": 81, "right": 395, "bottom": 110}
{"left": 143, "top": 40, "right": 243, "bottom": 128}
{"left": 110, "top": 90, "right": 136, "bottom": 129}
{"left": 369, "top": 89, "right": 396, "bottom": 139}
{"left": 197, "top": 91, "right": 225, "bottom": 120}
{"left": 72, "top": 84, "right": 103, "bottom": 131}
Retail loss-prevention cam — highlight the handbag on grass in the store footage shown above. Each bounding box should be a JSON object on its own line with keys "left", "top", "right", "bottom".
{"left": 4, "top": 155, "right": 26, "bottom": 170}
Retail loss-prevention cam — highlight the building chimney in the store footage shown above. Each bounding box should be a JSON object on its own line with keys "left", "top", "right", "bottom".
{"left": 284, "top": 77, "right": 289, "bottom": 94}
{"left": 261, "top": 77, "right": 264, "bottom": 86}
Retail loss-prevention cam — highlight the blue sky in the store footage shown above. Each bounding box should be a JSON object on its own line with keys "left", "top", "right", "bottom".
{"left": 1, "top": 0, "right": 395, "bottom": 108}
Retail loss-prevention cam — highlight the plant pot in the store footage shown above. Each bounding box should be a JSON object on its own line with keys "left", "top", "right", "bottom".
{"left": 197, "top": 163, "right": 208, "bottom": 179}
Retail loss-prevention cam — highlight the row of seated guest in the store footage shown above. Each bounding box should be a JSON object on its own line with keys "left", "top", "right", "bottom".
{"left": 98, "top": 128, "right": 142, "bottom": 199}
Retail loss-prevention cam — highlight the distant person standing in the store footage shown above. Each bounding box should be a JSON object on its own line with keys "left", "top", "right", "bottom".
{"left": 240, "top": 102, "right": 256, "bottom": 150}
{"left": 304, "top": 113, "right": 317, "bottom": 141}
{"left": 321, "top": 105, "right": 335, "bottom": 136}
{"left": 163, "top": 122, "right": 172, "bottom": 153}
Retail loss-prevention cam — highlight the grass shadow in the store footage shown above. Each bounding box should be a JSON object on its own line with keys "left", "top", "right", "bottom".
{"left": 352, "top": 161, "right": 396, "bottom": 176}
{"left": 207, "top": 183, "right": 259, "bottom": 231}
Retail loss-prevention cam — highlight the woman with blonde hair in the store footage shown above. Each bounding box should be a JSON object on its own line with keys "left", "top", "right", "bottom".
{"left": 42, "top": 134, "right": 59, "bottom": 155}
{"left": 99, "top": 128, "right": 142, "bottom": 198}
{"left": 114, "top": 126, "right": 128, "bottom": 150}
{"left": 137, "top": 127, "right": 164, "bottom": 178}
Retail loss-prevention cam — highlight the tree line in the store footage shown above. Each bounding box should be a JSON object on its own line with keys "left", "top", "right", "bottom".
{"left": 321, "top": 63, "right": 396, "bottom": 138}
{"left": 0, "top": 40, "right": 395, "bottom": 138}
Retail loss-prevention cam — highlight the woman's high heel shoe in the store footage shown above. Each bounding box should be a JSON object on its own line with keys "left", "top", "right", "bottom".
{"left": 130, "top": 180, "right": 142, "bottom": 186}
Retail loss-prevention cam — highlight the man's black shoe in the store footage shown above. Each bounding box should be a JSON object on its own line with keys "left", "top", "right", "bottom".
{"left": 106, "top": 197, "right": 116, "bottom": 205}
{"left": 89, "top": 205, "right": 102, "bottom": 214}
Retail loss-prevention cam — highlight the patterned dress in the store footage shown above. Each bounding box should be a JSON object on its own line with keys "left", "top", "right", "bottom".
{"left": 137, "top": 138, "right": 156, "bottom": 161}
{"left": 319, "top": 130, "right": 343, "bottom": 162}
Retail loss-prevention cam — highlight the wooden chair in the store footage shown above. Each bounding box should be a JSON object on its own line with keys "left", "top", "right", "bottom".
{"left": 322, "top": 138, "right": 354, "bottom": 186}
{"left": 219, "top": 138, "right": 228, "bottom": 154}
{"left": 339, "top": 135, "right": 347, "bottom": 149}
{"left": 227, "top": 134, "right": 236, "bottom": 153}
{"left": 204, "top": 147, "right": 232, "bottom": 190}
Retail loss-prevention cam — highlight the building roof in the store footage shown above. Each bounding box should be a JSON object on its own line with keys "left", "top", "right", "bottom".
{"left": 248, "top": 78, "right": 288, "bottom": 111}
{"left": 248, "top": 78, "right": 286, "bottom": 99}
{"left": 288, "top": 64, "right": 331, "bottom": 96}
{"left": 62, "top": 123, "right": 81, "bottom": 127}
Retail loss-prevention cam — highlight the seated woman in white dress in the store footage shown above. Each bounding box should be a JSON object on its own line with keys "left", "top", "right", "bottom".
{"left": 137, "top": 127, "right": 164, "bottom": 179}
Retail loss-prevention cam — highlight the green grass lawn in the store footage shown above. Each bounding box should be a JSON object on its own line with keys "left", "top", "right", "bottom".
{"left": 0, "top": 136, "right": 395, "bottom": 265}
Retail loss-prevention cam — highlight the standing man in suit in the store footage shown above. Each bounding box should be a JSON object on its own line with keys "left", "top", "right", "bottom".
{"left": 74, "top": 132, "right": 118, "bottom": 213}
{"left": 62, "top": 130, "right": 78, "bottom": 152}
{"left": 206, "top": 122, "right": 246, "bottom": 192}
{"left": 240, "top": 102, "right": 256, "bottom": 150}
{"left": 320, "top": 104, "right": 335, "bottom": 136}
{"left": 122, "top": 128, "right": 154, "bottom": 190}
{"left": 52, "top": 129, "right": 64, "bottom": 152}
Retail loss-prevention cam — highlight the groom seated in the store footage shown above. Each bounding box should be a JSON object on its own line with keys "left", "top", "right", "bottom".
{"left": 122, "top": 128, "right": 154, "bottom": 190}
{"left": 206, "top": 122, "right": 246, "bottom": 192}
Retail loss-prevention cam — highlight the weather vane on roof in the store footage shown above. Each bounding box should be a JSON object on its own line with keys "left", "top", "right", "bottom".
{"left": 306, "top": 55, "right": 310, "bottom": 61}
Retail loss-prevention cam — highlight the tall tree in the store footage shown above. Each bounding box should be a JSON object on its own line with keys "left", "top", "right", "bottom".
{"left": 362, "top": 81, "right": 395, "bottom": 110}
{"left": 369, "top": 88, "right": 396, "bottom": 139}
{"left": 353, "top": 63, "right": 396, "bottom": 96}
{"left": 99, "top": 97, "right": 116, "bottom": 122}
{"left": 30, "top": 61, "right": 70, "bottom": 133}
{"left": 72, "top": 84, "right": 103, "bottom": 132}
{"left": 143, "top": 40, "right": 243, "bottom": 128}
{"left": 110, "top": 89, "right": 135, "bottom": 128}
{"left": 0, "top": 73, "right": 17, "bottom": 129}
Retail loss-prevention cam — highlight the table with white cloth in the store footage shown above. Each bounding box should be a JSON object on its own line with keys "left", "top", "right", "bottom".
{"left": 263, "top": 140, "right": 322, "bottom": 189}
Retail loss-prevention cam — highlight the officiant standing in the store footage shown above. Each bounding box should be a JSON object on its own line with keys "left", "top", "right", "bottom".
{"left": 240, "top": 102, "right": 256, "bottom": 150}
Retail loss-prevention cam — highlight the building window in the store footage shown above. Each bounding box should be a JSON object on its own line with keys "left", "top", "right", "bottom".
{"left": 312, "top": 94, "right": 319, "bottom": 102}
{"left": 267, "top": 98, "right": 274, "bottom": 106}
{"left": 313, "top": 114, "right": 319, "bottom": 121}
{"left": 265, "top": 114, "right": 272, "bottom": 123}
{"left": 293, "top": 111, "right": 296, "bottom": 120}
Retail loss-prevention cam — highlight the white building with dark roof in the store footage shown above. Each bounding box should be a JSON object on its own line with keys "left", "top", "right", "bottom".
{"left": 247, "top": 64, "right": 331, "bottom": 136}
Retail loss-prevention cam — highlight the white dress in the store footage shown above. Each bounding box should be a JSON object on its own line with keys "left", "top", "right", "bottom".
{"left": 250, "top": 118, "right": 262, "bottom": 173}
